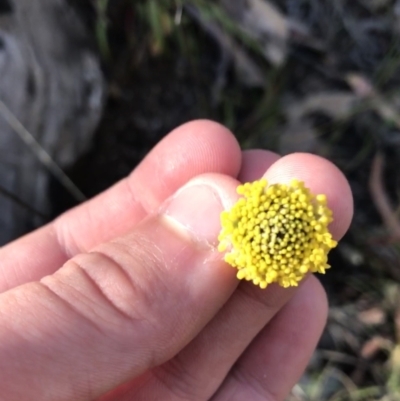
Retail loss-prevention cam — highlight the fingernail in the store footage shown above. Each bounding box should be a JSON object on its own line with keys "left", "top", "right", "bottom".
{"left": 162, "top": 182, "right": 226, "bottom": 246}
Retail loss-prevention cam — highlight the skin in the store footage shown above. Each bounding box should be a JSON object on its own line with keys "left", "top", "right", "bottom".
{"left": 0, "top": 120, "right": 353, "bottom": 401}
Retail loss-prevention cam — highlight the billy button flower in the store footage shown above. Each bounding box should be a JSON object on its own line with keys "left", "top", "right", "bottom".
{"left": 218, "top": 179, "right": 337, "bottom": 289}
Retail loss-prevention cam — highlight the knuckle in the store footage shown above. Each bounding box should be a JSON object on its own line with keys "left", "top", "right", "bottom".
{"left": 231, "top": 367, "right": 277, "bottom": 401}
{"left": 152, "top": 357, "right": 204, "bottom": 401}
{"left": 84, "top": 236, "right": 171, "bottom": 327}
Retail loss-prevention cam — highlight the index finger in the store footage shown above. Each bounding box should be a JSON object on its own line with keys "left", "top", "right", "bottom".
{"left": 0, "top": 120, "right": 241, "bottom": 292}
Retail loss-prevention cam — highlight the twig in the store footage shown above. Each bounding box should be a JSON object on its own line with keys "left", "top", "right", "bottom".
{"left": 0, "top": 98, "right": 86, "bottom": 203}
{"left": 369, "top": 152, "right": 400, "bottom": 240}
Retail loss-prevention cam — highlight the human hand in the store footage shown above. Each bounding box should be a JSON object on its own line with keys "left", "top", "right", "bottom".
{"left": 0, "top": 120, "right": 353, "bottom": 401}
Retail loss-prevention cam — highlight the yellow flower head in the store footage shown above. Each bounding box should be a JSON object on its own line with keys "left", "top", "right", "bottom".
{"left": 218, "top": 179, "right": 337, "bottom": 289}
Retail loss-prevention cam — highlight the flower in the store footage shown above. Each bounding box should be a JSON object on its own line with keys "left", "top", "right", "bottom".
{"left": 218, "top": 179, "right": 337, "bottom": 289}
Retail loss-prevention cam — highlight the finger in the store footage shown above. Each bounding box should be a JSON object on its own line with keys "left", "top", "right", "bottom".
{"left": 238, "top": 149, "right": 280, "bottom": 182}
{"left": 110, "top": 283, "right": 301, "bottom": 401}
{"left": 211, "top": 276, "right": 328, "bottom": 401}
{"left": 0, "top": 120, "right": 241, "bottom": 292}
{"left": 264, "top": 153, "right": 353, "bottom": 240}
{"left": 102, "top": 152, "right": 352, "bottom": 401}
{"left": 95, "top": 149, "right": 282, "bottom": 401}
{"left": 0, "top": 174, "right": 242, "bottom": 401}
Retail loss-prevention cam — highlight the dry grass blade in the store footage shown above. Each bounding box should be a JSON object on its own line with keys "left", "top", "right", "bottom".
{"left": 369, "top": 152, "right": 400, "bottom": 241}
{"left": 0, "top": 98, "right": 86, "bottom": 203}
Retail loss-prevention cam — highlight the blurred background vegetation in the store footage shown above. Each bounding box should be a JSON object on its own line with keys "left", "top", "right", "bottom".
{"left": 60, "top": 0, "right": 400, "bottom": 399}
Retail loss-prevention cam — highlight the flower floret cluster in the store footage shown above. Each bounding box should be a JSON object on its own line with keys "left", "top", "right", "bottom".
{"left": 218, "top": 179, "right": 337, "bottom": 289}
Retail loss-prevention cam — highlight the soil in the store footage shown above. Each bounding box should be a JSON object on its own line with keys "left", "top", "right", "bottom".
{"left": 53, "top": 0, "right": 224, "bottom": 215}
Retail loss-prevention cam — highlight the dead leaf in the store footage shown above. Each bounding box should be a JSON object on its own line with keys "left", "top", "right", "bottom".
{"left": 360, "top": 336, "right": 393, "bottom": 359}
{"left": 347, "top": 73, "right": 400, "bottom": 129}
{"left": 358, "top": 307, "right": 386, "bottom": 326}
{"left": 285, "top": 92, "right": 358, "bottom": 121}
{"left": 220, "top": 0, "right": 289, "bottom": 65}
{"left": 346, "top": 73, "right": 375, "bottom": 98}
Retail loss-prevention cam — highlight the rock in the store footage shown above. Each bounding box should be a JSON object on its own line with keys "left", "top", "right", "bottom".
{"left": 0, "top": 0, "right": 104, "bottom": 245}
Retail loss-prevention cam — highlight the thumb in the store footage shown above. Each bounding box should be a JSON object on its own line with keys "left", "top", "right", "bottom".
{"left": 0, "top": 175, "right": 239, "bottom": 401}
